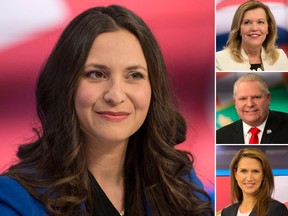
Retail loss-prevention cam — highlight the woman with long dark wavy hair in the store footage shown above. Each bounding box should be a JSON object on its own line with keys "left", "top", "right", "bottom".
{"left": 0, "top": 5, "right": 213, "bottom": 216}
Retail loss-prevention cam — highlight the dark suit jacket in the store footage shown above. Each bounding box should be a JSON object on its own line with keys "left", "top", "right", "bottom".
{"left": 216, "top": 111, "right": 288, "bottom": 144}
{"left": 221, "top": 199, "right": 288, "bottom": 216}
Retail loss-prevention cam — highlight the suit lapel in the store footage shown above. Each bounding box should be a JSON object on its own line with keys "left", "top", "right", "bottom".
{"left": 249, "top": 208, "right": 257, "bottom": 216}
{"left": 261, "top": 111, "right": 279, "bottom": 143}
{"left": 233, "top": 120, "right": 245, "bottom": 144}
{"left": 237, "top": 202, "right": 256, "bottom": 216}
{"left": 233, "top": 203, "right": 240, "bottom": 216}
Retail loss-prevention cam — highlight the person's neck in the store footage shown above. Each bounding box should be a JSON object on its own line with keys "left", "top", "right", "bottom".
{"left": 242, "top": 45, "right": 262, "bottom": 64}
{"left": 86, "top": 139, "right": 127, "bottom": 213}
{"left": 86, "top": 139, "right": 128, "bottom": 186}
{"left": 240, "top": 195, "right": 256, "bottom": 213}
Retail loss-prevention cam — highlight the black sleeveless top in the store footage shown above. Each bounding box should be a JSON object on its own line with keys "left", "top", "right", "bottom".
{"left": 250, "top": 63, "right": 262, "bottom": 71}
{"left": 88, "top": 171, "right": 124, "bottom": 216}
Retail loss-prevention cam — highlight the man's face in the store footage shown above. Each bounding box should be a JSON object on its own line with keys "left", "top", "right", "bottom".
{"left": 234, "top": 81, "right": 270, "bottom": 126}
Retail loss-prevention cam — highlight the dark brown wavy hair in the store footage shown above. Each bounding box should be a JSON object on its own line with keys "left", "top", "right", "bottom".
{"left": 230, "top": 148, "right": 274, "bottom": 216}
{"left": 5, "top": 5, "right": 213, "bottom": 216}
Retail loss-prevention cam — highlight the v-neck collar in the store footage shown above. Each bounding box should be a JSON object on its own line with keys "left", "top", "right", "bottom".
{"left": 88, "top": 171, "right": 123, "bottom": 216}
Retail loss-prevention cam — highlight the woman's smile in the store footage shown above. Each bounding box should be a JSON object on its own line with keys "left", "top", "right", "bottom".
{"left": 96, "top": 111, "right": 131, "bottom": 122}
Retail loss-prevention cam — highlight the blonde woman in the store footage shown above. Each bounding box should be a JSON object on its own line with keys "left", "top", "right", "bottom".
{"left": 216, "top": 0, "right": 288, "bottom": 71}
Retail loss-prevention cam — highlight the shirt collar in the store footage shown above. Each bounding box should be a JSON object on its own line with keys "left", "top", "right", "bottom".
{"left": 243, "top": 116, "right": 268, "bottom": 135}
{"left": 240, "top": 47, "right": 266, "bottom": 60}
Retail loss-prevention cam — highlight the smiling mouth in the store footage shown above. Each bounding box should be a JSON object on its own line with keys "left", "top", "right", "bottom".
{"left": 244, "top": 183, "right": 255, "bottom": 188}
{"left": 248, "top": 33, "right": 261, "bottom": 38}
{"left": 96, "top": 111, "right": 130, "bottom": 121}
{"left": 244, "top": 110, "right": 258, "bottom": 114}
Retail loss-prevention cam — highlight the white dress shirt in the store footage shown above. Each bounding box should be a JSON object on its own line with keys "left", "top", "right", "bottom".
{"left": 243, "top": 118, "right": 268, "bottom": 144}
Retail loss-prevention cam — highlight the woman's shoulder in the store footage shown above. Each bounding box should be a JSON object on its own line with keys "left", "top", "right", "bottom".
{"left": 216, "top": 48, "right": 231, "bottom": 57}
{"left": 221, "top": 202, "right": 239, "bottom": 216}
{"left": 185, "top": 169, "right": 204, "bottom": 188}
{"left": 276, "top": 48, "right": 288, "bottom": 57}
{"left": 0, "top": 175, "right": 49, "bottom": 216}
{"left": 268, "top": 199, "right": 288, "bottom": 215}
{"left": 275, "top": 48, "right": 287, "bottom": 53}
{"left": 216, "top": 48, "right": 248, "bottom": 71}
{"left": 184, "top": 169, "right": 216, "bottom": 205}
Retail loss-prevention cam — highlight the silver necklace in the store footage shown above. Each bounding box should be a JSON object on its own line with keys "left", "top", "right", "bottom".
{"left": 119, "top": 210, "right": 125, "bottom": 216}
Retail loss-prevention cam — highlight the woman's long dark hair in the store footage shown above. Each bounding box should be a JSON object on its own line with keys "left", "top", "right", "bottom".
{"left": 6, "top": 5, "right": 213, "bottom": 215}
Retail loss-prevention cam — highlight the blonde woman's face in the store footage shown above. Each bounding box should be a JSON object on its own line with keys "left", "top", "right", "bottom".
{"left": 240, "top": 8, "right": 269, "bottom": 50}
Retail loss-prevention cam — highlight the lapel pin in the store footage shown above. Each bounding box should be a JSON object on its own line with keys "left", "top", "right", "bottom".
{"left": 266, "top": 129, "right": 272, "bottom": 134}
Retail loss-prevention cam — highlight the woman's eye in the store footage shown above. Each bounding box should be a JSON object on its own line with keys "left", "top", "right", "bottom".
{"left": 128, "top": 72, "right": 144, "bottom": 80}
{"left": 86, "top": 71, "right": 106, "bottom": 79}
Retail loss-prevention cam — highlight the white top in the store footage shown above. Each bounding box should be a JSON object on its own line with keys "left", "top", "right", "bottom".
{"left": 219, "top": 209, "right": 252, "bottom": 216}
{"left": 237, "top": 209, "right": 252, "bottom": 216}
{"left": 243, "top": 117, "right": 267, "bottom": 144}
{"left": 216, "top": 48, "right": 288, "bottom": 71}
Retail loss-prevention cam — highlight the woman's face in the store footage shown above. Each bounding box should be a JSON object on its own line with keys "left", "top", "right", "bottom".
{"left": 234, "top": 157, "right": 264, "bottom": 197}
{"left": 74, "top": 29, "right": 151, "bottom": 146}
{"left": 240, "top": 8, "right": 269, "bottom": 50}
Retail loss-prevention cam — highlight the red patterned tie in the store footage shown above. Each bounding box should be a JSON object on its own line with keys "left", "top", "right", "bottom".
{"left": 249, "top": 127, "right": 260, "bottom": 144}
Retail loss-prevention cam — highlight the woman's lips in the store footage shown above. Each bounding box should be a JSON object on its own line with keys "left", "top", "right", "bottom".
{"left": 96, "top": 111, "right": 130, "bottom": 121}
{"left": 244, "top": 183, "right": 255, "bottom": 188}
{"left": 248, "top": 33, "right": 261, "bottom": 38}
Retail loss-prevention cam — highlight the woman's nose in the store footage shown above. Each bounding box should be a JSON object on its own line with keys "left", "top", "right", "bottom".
{"left": 246, "top": 172, "right": 254, "bottom": 180}
{"left": 250, "top": 22, "right": 258, "bottom": 31}
{"left": 103, "top": 79, "right": 126, "bottom": 105}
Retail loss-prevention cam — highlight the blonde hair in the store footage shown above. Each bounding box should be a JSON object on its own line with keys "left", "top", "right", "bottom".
{"left": 225, "top": 0, "right": 279, "bottom": 64}
{"left": 233, "top": 73, "right": 270, "bottom": 96}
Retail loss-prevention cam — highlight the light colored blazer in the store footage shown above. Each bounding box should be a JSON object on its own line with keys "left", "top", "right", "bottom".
{"left": 216, "top": 47, "right": 288, "bottom": 71}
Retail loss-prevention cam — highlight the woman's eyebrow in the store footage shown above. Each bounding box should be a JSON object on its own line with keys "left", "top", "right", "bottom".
{"left": 84, "top": 64, "right": 110, "bottom": 70}
{"left": 126, "top": 65, "right": 148, "bottom": 72}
